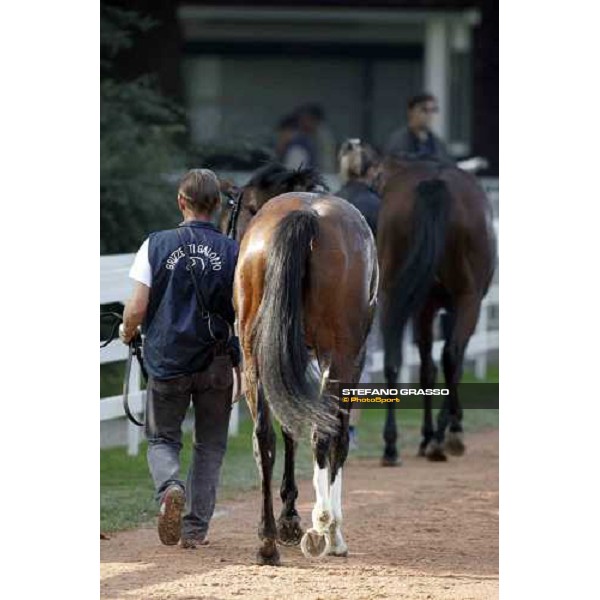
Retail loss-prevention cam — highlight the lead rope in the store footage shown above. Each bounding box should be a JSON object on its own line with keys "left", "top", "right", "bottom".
{"left": 225, "top": 187, "right": 244, "bottom": 401}
{"left": 100, "top": 312, "right": 147, "bottom": 427}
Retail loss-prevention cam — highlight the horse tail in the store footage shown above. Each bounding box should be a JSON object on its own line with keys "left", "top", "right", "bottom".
{"left": 252, "top": 210, "right": 338, "bottom": 435}
{"left": 384, "top": 178, "right": 451, "bottom": 369}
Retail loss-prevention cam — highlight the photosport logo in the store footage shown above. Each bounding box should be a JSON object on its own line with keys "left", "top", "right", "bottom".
{"left": 337, "top": 383, "right": 499, "bottom": 410}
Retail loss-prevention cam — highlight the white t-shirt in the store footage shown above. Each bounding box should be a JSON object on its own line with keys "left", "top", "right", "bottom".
{"left": 129, "top": 238, "right": 152, "bottom": 288}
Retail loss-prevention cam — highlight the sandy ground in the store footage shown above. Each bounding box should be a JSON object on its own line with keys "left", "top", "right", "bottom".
{"left": 101, "top": 429, "right": 498, "bottom": 600}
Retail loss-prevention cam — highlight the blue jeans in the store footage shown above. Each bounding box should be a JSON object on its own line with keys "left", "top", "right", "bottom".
{"left": 145, "top": 355, "right": 233, "bottom": 539}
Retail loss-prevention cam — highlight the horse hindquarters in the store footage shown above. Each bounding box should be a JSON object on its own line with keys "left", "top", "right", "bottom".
{"left": 251, "top": 209, "right": 338, "bottom": 437}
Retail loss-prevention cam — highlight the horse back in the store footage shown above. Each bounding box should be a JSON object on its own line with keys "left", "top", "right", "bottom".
{"left": 235, "top": 192, "right": 377, "bottom": 364}
{"left": 379, "top": 164, "right": 496, "bottom": 299}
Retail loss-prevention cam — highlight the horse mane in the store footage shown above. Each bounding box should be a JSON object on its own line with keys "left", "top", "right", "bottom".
{"left": 247, "top": 162, "right": 328, "bottom": 194}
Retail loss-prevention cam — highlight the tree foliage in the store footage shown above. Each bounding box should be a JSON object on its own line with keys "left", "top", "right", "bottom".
{"left": 101, "top": 6, "right": 186, "bottom": 254}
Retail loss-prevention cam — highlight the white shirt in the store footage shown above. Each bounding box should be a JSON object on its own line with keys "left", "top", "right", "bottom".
{"left": 129, "top": 238, "right": 152, "bottom": 288}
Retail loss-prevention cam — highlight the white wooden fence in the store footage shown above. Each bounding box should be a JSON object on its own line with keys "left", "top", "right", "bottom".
{"left": 100, "top": 254, "right": 239, "bottom": 456}
{"left": 364, "top": 282, "right": 498, "bottom": 384}
{"left": 101, "top": 179, "right": 498, "bottom": 455}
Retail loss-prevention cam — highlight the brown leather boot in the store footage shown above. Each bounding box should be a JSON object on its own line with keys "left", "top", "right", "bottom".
{"left": 180, "top": 536, "right": 209, "bottom": 549}
{"left": 157, "top": 485, "right": 185, "bottom": 546}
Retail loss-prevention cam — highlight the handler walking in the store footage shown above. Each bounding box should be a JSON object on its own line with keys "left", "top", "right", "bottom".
{"left": 120, "top": 169, "right": 240, "bottom": 548}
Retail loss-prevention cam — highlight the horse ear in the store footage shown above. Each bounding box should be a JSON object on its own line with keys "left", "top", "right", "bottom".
{"left": 244, "top": 188, "right": 259, "bottom": 212}
{"left": 219, "top": 179, "right": 233, "bottom": 193}
{"left": 290, "top": 167, "right": 328, "bottom": 192}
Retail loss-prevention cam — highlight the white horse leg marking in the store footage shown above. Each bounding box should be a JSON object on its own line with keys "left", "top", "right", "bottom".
{"left": 330, "top": 468, "right": 348, "bottom": 555}
{"left": 319, "top": 362, "right": 330, "bottom": 396}
{"left": 311, "top": 462, "right": 333, "bottom": 533}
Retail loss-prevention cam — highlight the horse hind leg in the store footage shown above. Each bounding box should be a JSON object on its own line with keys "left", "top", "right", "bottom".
{"left": 416, "top": 302, "right": 443, "bottom": 460}
{"left": 326, "top": 364, "right": 351, "bottom": 556}
{"left": 328, "top": 406, "right": 350, "bottom": 556}
{"left": 437, "top": 294, "right": 481, "bottom": 458}
{"left": 382, "top": 364, "right": 401, "bottom": 466}
{"left": 301, "top": 356, "right": 339, "bottom": 559}
{"left": 253, "top": 385, "right": 280, "bottom": 565}
{"left": 276, "top": 426, "right": 303, "bottom": 546}
{"left": 300, "top": 428, "right": 334, "bottom": 559}
{"left": 329, "top": 468, "right": 347, "bottom": 557}
{"left": 381, "top": 302, "right": 403, "bottom": 466}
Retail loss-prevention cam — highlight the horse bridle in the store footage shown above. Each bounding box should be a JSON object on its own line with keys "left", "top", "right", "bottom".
{"left": 226, "top": 186, "right": 244, "bottom": 240}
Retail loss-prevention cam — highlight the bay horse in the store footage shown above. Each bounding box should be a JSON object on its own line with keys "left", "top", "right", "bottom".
{"left": 377, "top": 156, "right": 496, "bottom": 465}
{"left": 228, "top": 163, "right": 378, "bottom": 565}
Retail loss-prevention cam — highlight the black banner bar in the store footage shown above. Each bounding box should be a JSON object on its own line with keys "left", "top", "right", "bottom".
{"left": 336, "top": 383, "right": 499, "bottom": 409}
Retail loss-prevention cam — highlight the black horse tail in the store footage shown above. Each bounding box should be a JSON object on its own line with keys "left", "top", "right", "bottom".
{"left": 252, "top": 210, "right": 338, "bottom": 436}
{"left": 384, "top": 178, "right": 451, "bottom": 369}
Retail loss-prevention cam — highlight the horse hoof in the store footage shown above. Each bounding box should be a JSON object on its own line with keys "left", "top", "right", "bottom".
{"left": 380, "top": 455, "right": 402, "bottom": 467}
{"left": 277, "top": 515, "right": 303, "bottom": 546}
{"left": 445, "top": 432, "right": 466, "bottom": 456}
{"left": 300, "top": 528, "right": 331, "bottom": 559}
{"left": 256, "top": 546, "right": 281, "bottom": 566}
{"left": 425, "top": 440, "right": 448, "bottom": 462}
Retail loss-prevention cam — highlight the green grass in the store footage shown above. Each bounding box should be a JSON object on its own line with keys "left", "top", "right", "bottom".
{"left": 100, "top": 362, "right": 125, "bottom": 398}
{"left": 100, "top": 365, "right": 499, "bottom": 532}
{"left": 101, "top": 361, "right": 147, "bottom": 398}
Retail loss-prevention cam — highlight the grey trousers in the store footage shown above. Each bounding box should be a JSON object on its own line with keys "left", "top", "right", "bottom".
{"left": 145, "top": 354, "right": 233, "bottom": 540}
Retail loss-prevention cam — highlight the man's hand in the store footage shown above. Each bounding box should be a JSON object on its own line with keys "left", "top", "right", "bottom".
{"left": 122, "top": 282, "right": 150, "bottom": 344}
{"left": 119, "top": 323, "right": 133, "bottom": 345}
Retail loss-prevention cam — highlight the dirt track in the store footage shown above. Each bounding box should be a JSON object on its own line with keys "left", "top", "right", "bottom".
{"left": 101, "top": 429, "right": 498, "bottom": 600}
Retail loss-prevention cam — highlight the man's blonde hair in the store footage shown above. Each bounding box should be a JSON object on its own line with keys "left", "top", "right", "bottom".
{"left": 178, "top": 169, "right": 220, "bottom": 214}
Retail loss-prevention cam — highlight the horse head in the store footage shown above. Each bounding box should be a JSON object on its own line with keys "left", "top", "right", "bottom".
{"left": 227, "top": 163, "right": 328, "bottom": 242}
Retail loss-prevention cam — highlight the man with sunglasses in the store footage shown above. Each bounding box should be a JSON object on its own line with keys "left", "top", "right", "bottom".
{"left": 385, "top": 93, "right": 453, "bottom": 163}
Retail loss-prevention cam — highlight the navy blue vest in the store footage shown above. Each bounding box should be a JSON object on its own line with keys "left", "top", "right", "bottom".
{"left": 143, "top": 221, "right": 239, "bottom": 380}
{"left": 336, "top": 181, "right": 381, "bottom": 237}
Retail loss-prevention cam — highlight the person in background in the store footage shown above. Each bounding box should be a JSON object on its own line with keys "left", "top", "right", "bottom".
{"left": 336, "top": 138, "right": 381, "bottom": 236}
{"left": 335, "top": 139, "right": 382, "bottom": 449}
{"left": 297, "top": 103, "right": 337, "bottom": 173}
{"left": 275, "top": 114, "right": 300, "bottom": 164}
{"left": 276, "top": 112, "right": 318, "bottom": 169}
{"left": 120, "top": 169, "right": 240, "bottom": 549}
{"left": 385, "top": 93, "right": 453, "bottom": 163}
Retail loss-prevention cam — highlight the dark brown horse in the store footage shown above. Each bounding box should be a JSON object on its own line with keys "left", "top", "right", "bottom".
{"left": 377, "top": 157, "right": 496, "bottom": 465}
{"left": 228, "top": 164, "right": 378, "bottom": 565}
